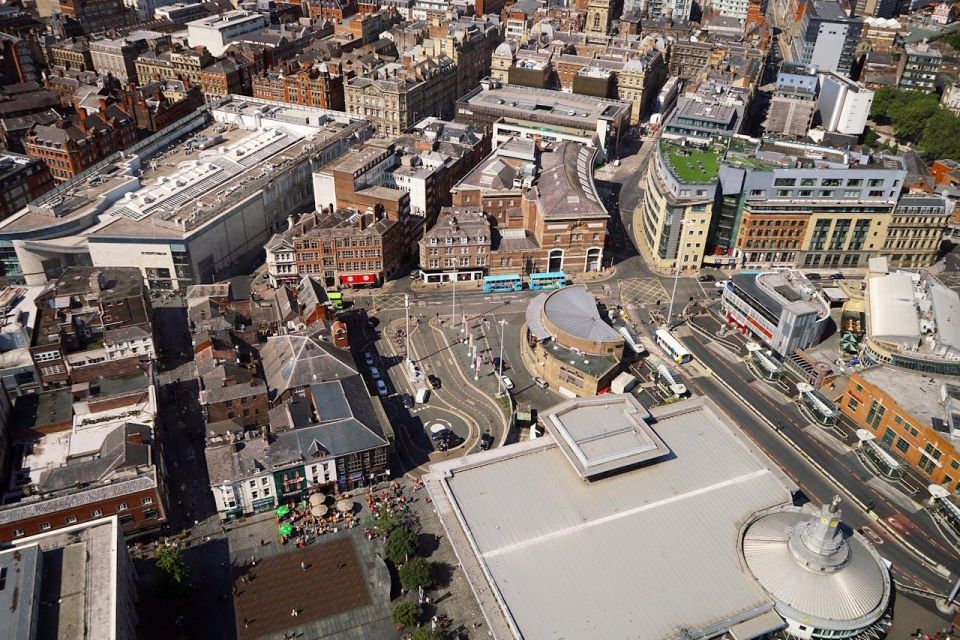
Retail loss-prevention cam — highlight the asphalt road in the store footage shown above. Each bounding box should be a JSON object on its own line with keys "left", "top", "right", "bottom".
{"left": 678, "top": 324, "right": 956, "bottom": 594}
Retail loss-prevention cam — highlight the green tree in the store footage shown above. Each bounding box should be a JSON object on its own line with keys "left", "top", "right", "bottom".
{"left": 399, "top": 557, "right": 433, "bottom": 592}
{"left": 365, "top": 505, "right": 401, "bottom": 538}
{"left": 154, "top": 544, "right": 192, "bottom": 602}
{"left": 385, "top": 526, "right": 418, "bottom": 564}
{"left": 411, "top": 629, "right": 443, "bottom": 640}
{"left": 391, "top": 600, "right": 420, "bottom": 628}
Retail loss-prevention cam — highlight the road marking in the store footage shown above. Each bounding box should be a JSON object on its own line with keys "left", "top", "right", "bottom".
{"left": 618, "top": 277, "right": 670, "bottom": 306}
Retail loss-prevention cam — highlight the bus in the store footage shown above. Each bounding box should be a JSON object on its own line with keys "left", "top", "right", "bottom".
{"left": 483, "top": 274, "right": 523, "bottom": 293}
{"left": 327, "top": 291, "right": 344, "bottom": 310}
{"left": 654, "top": 329, "right": 692, "bottom": 364}
{"left": 528, "top": 271, "right": 567, "bottom": 291}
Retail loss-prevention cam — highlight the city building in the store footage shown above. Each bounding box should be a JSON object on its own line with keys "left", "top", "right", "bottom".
{"left": 187, "top": 11, "right": 270, "bottom": 57}
{"left": 134, "top": 46, "right": 216, "bottom": 89}
{"left": 57, "top": 0, "right": 138, "bottom": 34}
{"left": 154, "top": 2, "right": 214, "bottom": 24}
{"left": 23, "top": 103, "right": 138, "bottom": 183}
{"left": 789, "top": 0, "right": 863, "bottom": 77}
{"left": 638, "top": 139, "right": 721, "bottom": 273}
{"left": 861, "top": 265, "right": 960, "bottom": 377}
{"left": 0, "top": 516, "right": 138, "bottom": 640}
{"left": 0, "top": 33, "right": 39, "bottom": 84}
{"left": 455, "top": 81, "right": 630, "bottom": 161}
{"left": 417, "top": 207, "right": 490, "bottom": 283}
{"left": 661, "top": 79, "right": 749, "bottom": 142}
{"left": 0, "top": 96, "right": 374, "bottom": 289}
{"left": 28, "top": 267, "right": 153, "bottom": 388}
{"left": 763, "top": 87, "right": 817, "bottom": 138}
{"left": 89, "top": 31, "right": 172, "bottom": 85}
{"left": 46, "top": 37, "right": 94, "bottom": 72}
{"left": 124, "top": 79, "right": 206, "bottom": 132}
{"left": 721, "top": 270, "right": 831, "bottom": 356}
{"left": 425, "top": 393, "right": 892, "bottom": 639}
{"left": 941, "top": 82, "right": 960, "bottom": 114}
{"left": 817, "top": 73, "right": 874, "bottom": 135}
{"left": 205, "top": 373, "right": 390, "bottom": 518}
{"left": 252, "top": 61, "right": 345, "bottom": 111}
{"left": 859, "top": 16, "right": 901, "bottom": 53}
{"left": 524, "top": 285, "right": 624, "bottom": 396}
{"left": 0, "top": 153, "right": 54, "bottom": 223}
{"left": 898, "top": 41, "right": 942, "bottom": 93}
{"left": 344, "top": 54, "right": 457, "bottom": 137}
{"left": 840, "top": 367, "right": 960, "bottom": 495}
{"left": 881, "top": 195, "right": 950, "bottom": 268}
{"left": 0, "top": 373, "right": 165, "bottom": 542}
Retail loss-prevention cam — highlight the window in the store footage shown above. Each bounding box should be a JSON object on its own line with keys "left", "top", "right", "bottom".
{"left": 40, "top": 523, "right": 51, "bottom": 531}
{"left": 142, "top": 497, "right": 153, "bottom": 505}
{"left": 847, "top": 397, "right": 859, "bottom": 411}
{"left": 143, "top": 508, "right": 160, "bottom": 520}
{"left": 117, "top": 503, "right": 128, "bottom": 511}
{"left": 92, "top": 509, "right": 103, "bottom": 517}
{"left": 952, "top": 460, "right": 959, "bottom": 471}
{"left": 13, "top": 529, "right": 24, "bottom": 537}
{"left": 920, "top": 455, "right": 937, "bottom": 474}
{"left": 895, "top": 438, "right": 910, "bottom": 453}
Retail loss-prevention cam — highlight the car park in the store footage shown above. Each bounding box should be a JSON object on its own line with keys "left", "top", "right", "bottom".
{"left": 376, "top": 380, "right": 388, "bottom": 396}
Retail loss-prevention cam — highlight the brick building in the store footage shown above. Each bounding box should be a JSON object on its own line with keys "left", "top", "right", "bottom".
{"left": 23, "top": 103, "right": 137, "bottom": 182}
{"left": 58, "top": 0, "right": 138, "bottom": 33}
{"left": 134, "top": 46, "right": 215, "bottom": 89}
{"left": 252, "top": 61, "right": 344, "bottom": 110}
{"left": 123, "top": 79, "right": 205, "bottom": 132}
{"left": 0, "top": 153, "right": 54, "bottom": 221}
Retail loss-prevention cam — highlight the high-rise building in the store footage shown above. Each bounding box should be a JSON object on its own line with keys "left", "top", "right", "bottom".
{"left": 898, "top": 41, "right": 942, "bottom": 93}
{"left": 818, "top": 72, "right": 873, "bottom": 135}
{"left": 790, "top": 0, "right": 862, "bottom": 77}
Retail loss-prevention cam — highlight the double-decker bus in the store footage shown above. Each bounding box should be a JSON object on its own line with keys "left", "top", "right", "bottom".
{"left": 528, "top": 271, "right": 567, "bottom": 291}
{"left": 654, "top": 329, "right": 692, "bottom": 364}
{"left": 483, "top": 274, "right": 523, "bottom": 293}
{"left": 327, "top": 290, "right": 344, "bottom": 310}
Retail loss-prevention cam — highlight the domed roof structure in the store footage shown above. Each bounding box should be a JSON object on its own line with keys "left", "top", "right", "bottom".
{"left": 741, "top": 497, "right": 891, "bottom": 637}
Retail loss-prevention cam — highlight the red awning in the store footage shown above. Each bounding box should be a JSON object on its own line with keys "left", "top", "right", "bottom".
{"left": 340, "top": 274, "right": 376, "bottom": 285}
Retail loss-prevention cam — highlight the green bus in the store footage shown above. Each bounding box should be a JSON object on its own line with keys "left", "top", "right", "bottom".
{"left": 327, "top": 290, "right": 344, "bottom": 310}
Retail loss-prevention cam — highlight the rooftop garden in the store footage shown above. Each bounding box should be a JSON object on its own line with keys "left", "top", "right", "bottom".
{"left": 661, "top": 141, "right": 722, "bottom": 184}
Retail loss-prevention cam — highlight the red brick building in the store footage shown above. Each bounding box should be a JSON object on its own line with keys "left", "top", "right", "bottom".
{"left": 252, "top": 61, "right": 345, "bottom": 110}
{"left": 0, "top": 152, "right": 54, "bottom": 221}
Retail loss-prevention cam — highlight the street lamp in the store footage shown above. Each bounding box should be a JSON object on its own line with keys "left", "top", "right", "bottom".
{"left": 497, "top": 319, "right": 508, "bottom": 396}
{"left": 666, "top": 217, "right": 684, "bottom": 326}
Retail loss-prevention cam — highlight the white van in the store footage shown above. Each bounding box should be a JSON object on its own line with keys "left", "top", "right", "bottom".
{"left": 415, "top": 386, "right": 430, "bottom": 404}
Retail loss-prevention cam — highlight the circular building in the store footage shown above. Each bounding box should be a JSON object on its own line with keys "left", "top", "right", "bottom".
{"left": 524, "top": 285, "right": 624, "bottom": 397}
{"left": 740, "top": 497, "right": 891, "bottom": 640}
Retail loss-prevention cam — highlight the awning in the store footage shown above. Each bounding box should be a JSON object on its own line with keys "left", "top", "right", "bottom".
{"left": 728, "top": 609, "right": 785, "bottom": 640}
{"left": 340, "top": 273, "right": 377, "bottom": 285}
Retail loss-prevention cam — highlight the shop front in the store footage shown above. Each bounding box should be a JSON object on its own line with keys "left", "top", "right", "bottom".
{"left": 339, "top": 273, "right": 380, "bottom": 288}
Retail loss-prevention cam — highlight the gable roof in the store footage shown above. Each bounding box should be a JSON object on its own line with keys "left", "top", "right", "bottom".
{"left": 261, "top": 332, "right": 356, "bottom": 399}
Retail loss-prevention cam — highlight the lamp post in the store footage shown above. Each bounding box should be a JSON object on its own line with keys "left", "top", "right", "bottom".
{"left": 451, "top": 274, "right": 456, "bottom": 329}
{"left": 666, "top": 218, "right": 684, "bottom": 326}
{"left": 497, "top": 319, "right": 507, "bottom": 396}
{"left": 404, "top": 294, "right": 410, "bottom": 361}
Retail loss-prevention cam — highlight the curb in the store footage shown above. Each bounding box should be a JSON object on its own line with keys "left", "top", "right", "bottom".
{"left": 680, "top": 326, "right": 951, "bottom": 581}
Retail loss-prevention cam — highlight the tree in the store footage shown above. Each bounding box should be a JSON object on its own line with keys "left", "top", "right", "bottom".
{"left": 153, "top": 544, "right": 192, "bottom": 602}
{"left": 391, "top": 600, "right": 420, "bottom": 628}
{"left": 399, "top": 557, "right": 433, "bottom": 592}
{"left": 385, "top": 526, "right": 417, "bottom": 564}
{"left": 365, "top": 505, "right": 401, "bottom": 538}
{"left": 411, "top": 629, "right": 443, "bottom": 640}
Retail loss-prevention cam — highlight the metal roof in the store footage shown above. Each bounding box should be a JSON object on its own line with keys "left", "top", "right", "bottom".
{"left": 867, "top": 272, "right": 920, "bottom": 344}
{"left": 542, "top": 285, "right": 622, "bottom": 345}
{"left": 429, "top": 397, "right": 795, "bottom": 640}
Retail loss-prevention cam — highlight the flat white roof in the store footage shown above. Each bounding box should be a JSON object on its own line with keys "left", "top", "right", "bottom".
{"left": 867, "top": 272, "right": 920, "bottom": 345}
{"left": 430, "top": 396, "right": 794, "bottom": 640}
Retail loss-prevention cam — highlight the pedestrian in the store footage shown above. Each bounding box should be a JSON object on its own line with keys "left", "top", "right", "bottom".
{"left": 291, "top": 608, "right": 299, "bottom": 617}
{"left": 337, "top": 561, "right": 347, "bottom": 571}
{"left": 301, "top": 561, "right": 307, "bottom": 572}
{"left": 260, "top": 538, "right": 266, "bottom": 547}
{"left": 243, "top": 618, "right": 249, "bottom": 629}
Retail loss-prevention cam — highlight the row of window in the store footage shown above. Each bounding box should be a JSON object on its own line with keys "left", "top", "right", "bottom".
{"left": 11, "top": 497, "right": 154, "bottom": 537}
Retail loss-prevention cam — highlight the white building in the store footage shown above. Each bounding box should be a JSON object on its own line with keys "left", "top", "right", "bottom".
{"left": 186, "top": 11, "right": 269, "bottom": 56}
{"left": 122, "top": 0, "right": 180, "bottom": 20}
{"left": 818, "top": 72, "right": 874, "bottom": 135}
{"left": 721, "top": 270, "right": 831, "bottom": 356}
{"left": 0, "top": 96, "right": 373, "bottom": 289}
{"left": 942, "top": 82, "right": 960, "bottom": 114}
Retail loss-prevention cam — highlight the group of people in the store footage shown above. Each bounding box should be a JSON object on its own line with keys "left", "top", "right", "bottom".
{"left": 362, "top": 481, "right": 417, "bottom": 540}
{"left": 276, "top": 494, "right": 358, "bottom": 546}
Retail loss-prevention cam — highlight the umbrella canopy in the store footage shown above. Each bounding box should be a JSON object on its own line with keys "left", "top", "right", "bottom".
{"left": 311, "top": 503, "right": 329, "bottom": 517}
{"left": 275, "top": 505, "right": 291, "bottom": 518}
{"left": 309, "top": 493, "right": 324, "bottom": 507}
{"left": 278, "top": 523, "right": 294, "bottom": 537}
{"left": 336, "top": 499, "right": 354, "bottom": 514}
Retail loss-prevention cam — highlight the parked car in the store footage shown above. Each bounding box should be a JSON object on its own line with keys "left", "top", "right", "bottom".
{"left": 829, "top": 273, "right": 844, "bottom": 280}
{"left": 402, "top": 394, "right": 414, "bottom": 409}
{"left": 364, "top": 352, "right": 375, "bottom": 366}
{"left": 369, "top": 367, "right": 380, "bottom": 379}
{"left": 480, "top": 433, "right": 494, "bottom": 450}
{"left": 714, "top": 280, "right": 730, "bottom": 289}
{"left": 534, "top": 376, "right": 549, "bottom": 389}
{"left": 500, "top": 376, "right": 514, "bottom": 391}
{"left": 409, "top": 269, "right": 420, "bottom": 279}
{"left": 428, "top": 374, "right": 441, "bottom": 390}
{"left": 806, "top": 273, "right": 822, "bottom": 281}
{"left": 492, "top": 357, "right": 509, "bottom": 372}
{"left": 698, "top": 274, "right": 716, "bottom": 282}
{"left": 376, "top": 380, "right": 388, "bottom": 396}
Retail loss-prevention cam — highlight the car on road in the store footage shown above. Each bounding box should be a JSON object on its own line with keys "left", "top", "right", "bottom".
{"left": 376, "top": 380, "right": 388, "bottom": 396}
{"left": 492, "top": 357, "right": 509, "bottom": 372}
{"left": 364, "top": 352, "right": 375, "bottom": 366}
{"left": 714, "top": 280, "right": 730, "bottom": 289}
{"left": 499, "top": 375, "right": 514, "bottom": 390}
{"left": 534, "top": 376, "right": 549, "bottom": 389}
{"left": 369, "top": 367, "right": 380, "bottom": 379}
{"left": 697, "top": 274, "right": 716, "bottom": 282}
{"left": 409, "top": 269, "right": 420, "bottom": 279}
{"left": 480, "top": 433, "right": 494, "bottom": 450}
{"left": 427, "top": 374, "right": 441, "bottom": 390}
{"left": 806, "top": 272, "right": 822, "bottom": 280}
{"left": 402, "top": 394, "right": 414, "bottom": 409}
{"left": 829, "top": 273, "right": 844, "bottom": 280}
{"left": 367, "top": 316, "right": 380, "bottom": 327}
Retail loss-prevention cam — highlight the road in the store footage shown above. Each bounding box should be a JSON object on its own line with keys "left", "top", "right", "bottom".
{"left": 676, "top": 319, "right": 956, "bottom": 594}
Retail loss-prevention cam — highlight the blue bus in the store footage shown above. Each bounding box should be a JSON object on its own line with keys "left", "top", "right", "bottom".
{"left": 483, "top": 274, "right": 524, "bottom": 293}
{"left": 528, "top": 271, "right": 567, "bottom": 291}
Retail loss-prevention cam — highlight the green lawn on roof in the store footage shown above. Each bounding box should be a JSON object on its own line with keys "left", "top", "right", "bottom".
{"left": 663, "top": 142, "right": 720, "bottom": 183}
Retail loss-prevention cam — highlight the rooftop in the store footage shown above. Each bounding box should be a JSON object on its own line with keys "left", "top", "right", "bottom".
{"left": 660, "top": 141, "right": 721, "bottom": 184}
{"left": 541, "top": 285, "right": 622, "bottom": 346}
{"left": 866, "top": 270, "right": 960, "bottom": 357}
{"left": 460, "top": 82, "right": 630, "bottom": 126}
{"left": 426, "top": 396, "right": 794, "bottom": 640}
{"left": 730, "top": 270, "right": 831, "bottom": 321}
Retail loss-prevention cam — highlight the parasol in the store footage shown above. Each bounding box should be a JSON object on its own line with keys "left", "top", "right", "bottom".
{"left": 278, "top": 523, "right": 294, "bottom": 537}
{"left": 275, "top": 505, "right": 291, "bottom": 517}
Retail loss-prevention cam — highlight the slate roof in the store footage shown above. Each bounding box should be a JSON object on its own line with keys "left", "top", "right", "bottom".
{"left": 261, "top": 332, "right": 357, "bottom": 399}
{"left": 38, "top": 423, "right": 153, "bottom": 493}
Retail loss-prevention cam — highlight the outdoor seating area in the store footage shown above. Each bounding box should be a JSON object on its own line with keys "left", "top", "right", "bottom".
{"left": 274, "top": 493, "right": 359, "bottom": 546}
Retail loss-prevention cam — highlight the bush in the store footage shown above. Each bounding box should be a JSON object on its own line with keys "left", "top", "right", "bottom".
{"left": 399, "top": 556, "right": 433, "bottom": 592}
{"left": 411, "top": 629, "right": 443, "bottom": 640}
{"left": 391, "top": 600, "right": 420, "bottom": 628}
{"left": 385, "top": 526, "right": 417, "bottom": 564}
